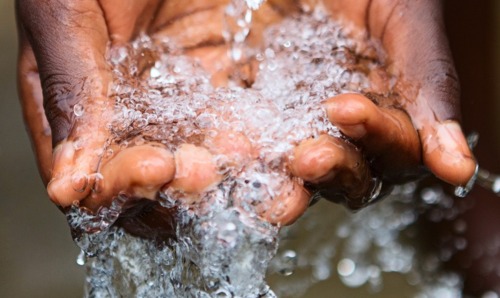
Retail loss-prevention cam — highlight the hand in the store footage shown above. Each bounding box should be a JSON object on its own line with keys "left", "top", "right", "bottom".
{"left": 288, "top": 0, "right": 477, "bottom": 209}
{"left": 15, "top": 0, "right": 244, "bottom": 238}
{"left": 15, "top": 0, "right": 295, "bottom": 238}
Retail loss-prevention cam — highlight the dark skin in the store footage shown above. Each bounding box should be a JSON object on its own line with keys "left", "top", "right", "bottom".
{"left": 16, "top": 0, "right": 475, "bottom": 226}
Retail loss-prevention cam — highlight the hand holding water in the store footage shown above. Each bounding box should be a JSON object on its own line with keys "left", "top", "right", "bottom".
{"left": 16, "top": 0, "right": 476, "bottom": 230}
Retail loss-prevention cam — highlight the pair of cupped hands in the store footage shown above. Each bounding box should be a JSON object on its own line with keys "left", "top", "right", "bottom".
{"left": 17, "top": 0, "right": 476, "bottom": 232}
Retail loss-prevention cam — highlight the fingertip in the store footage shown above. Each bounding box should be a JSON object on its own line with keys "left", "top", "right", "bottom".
{"left": 128, "top": 145, "right": 176, "bottom": 188}
{"left": 47, "top": 175, "right": 89, "bottom": 207}
{"left": 263, "top": 179, "right": 310, "bottom": 226}
{"left": 324, "top": 93, "right": 377, "bottom": 139}
{"left": 48, "top": 141, "right": 91, "bottom": 207}
{"left": 97, "top": 145, "right": 176, "bottom": 201}
{"left": 422, "top": 121, "right": 477, "bottom": 186}
{"left": 169, "top": 144, "right": 222, "bottom": 194}
{"left": 290, "top": 135, "right": 342, "bottom": 183}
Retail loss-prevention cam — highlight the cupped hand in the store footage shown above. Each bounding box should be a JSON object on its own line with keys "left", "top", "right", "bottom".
{"left": 15, "top": 0, "right": 294, "bottom": 238}
{"left": 15, "top": 0, "right": 242, "bottom": 238}
{"left": 288, "top": 0, "right": 477, "bottom": 210}
{"left": 16, "top": 0, "right": 477, "bottom": 233}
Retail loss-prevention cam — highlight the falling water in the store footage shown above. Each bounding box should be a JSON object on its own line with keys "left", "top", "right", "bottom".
{"left": 64, "top": 2, "right": 477, "bottom": 297}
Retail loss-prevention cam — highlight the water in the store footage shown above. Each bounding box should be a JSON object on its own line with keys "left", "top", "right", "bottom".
{"left": 64, "top": 2, "right": 473, "bottom": 297}
{"left": 268, "top": 183, "right": 469, "bottom": 297}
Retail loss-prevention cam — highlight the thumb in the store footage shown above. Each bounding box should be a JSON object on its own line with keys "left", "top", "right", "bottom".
{"left": 16, "top": 0, "right": 112, "bottom": 146}
{"left": 411, "top": 90, "right": 476, "bottom": 188}
{"left": 378, "top": 0, "right": 476, "bottom": 186}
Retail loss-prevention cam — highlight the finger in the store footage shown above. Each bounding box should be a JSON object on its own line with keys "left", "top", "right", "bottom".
{"left": 17, "top": 27, "right": 52, "bottom": 185}
{"left": 152, "top": 4, "right": 226, "bottom": 49}
{"left": 324, "top": 93, "right": 422, "bottom": 182}
{"left": 261, "top": 178, "right": 310, "bottom": 226}
{"left": 368, "top": 0, "right": 476, "bottom": 186}
{"left": 82, "top": 144, "right": 176, "bottom": 211}
{"left": 99, "top": 0, "right": 163, "bottom": 44}
{"left": 420, "top": 121, "right": 476, "bottom": 187}
{"left": 204, "top": 130, "right": 257, "bottom": 167}
{"left": 290, "top": 134, "right": 372, "bottom": 210}
{"left": 167, "top": 144, "right": 223, "bottom": 195}
{"left": 150, "top": 0, "right": 227, "bottom": 33}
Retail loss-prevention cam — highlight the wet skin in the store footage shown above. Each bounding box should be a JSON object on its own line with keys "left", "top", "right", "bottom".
{"left": 16, "top": 0, "right": 476, "bottom": 230}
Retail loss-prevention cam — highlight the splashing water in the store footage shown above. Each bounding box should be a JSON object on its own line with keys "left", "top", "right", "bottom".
{"left": 64, "top": 3, "right": 472, "bottom": 297}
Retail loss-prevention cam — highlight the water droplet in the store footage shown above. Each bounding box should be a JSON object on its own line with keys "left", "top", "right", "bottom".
{"left": 76, "top": 249, "right": 87, "bottom": 266}
{"left": 267, "top": 62, "right": 278, "bottom": 71}
{"left": 106, "top": 148, "right": 114, "bottom": 158}
{"left": 482, "top": 291, "right": 499, "bottom": 298}
{"left": 150, "top": 67, "right": 161, "bottom": 78}
{"left": 277, "top": 250, "right": 297, "bottom": 276}
{"left": 73, "top": 139, "right": 83, "bottom": 151}
{"left": 90, "top": 173, "right": 104, "bottom": 193}
{"left": 264, "top": 48, "right": 275, "bottom": 58}
{"left": 337, "top": 258, "right": 355, "bottom": 277}
{"left": 214, "top": 288, "right": 231, "bottom": 297}
{"left": 73, "top": 104, "right": 84, "bottom": 117}
{"left": 453, "top": 219, "right": 467, "bottom": 233}
{"left": 134, "top": 118, "right": 148, "bottom": 128}
{"left": 454, "top": 237, "right": 467, "bottom": 250}
{"left": 244, "top": 0, "right": 264, "bottom": 10}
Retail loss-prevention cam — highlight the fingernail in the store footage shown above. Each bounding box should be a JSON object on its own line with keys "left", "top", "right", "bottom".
{"left": 337, "top": 123, "right": 367, "bottom": 139}
{"left": 436, "top": 121, "right": 471, "bottom": 158}
{"left": 323, "top": 101, "right": 338, "bottom": 120}
{"left": 436, "top": 121, "right": 477, "bottom": 185}
{"left": 71, "top": 172, "right": 89, "bottom": 193}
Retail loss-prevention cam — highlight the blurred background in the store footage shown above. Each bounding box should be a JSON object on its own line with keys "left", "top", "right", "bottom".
{"left": 0, "top": 0, "right": 499, "bottom": 297}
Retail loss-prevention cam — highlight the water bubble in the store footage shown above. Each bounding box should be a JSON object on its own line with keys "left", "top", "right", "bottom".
{"left": 231, "top": 47, "right": 243, "bottom": 61}
{"left": 90, "top": 173, "right": 104, "bottom": 193}
{"left": 453, "top": 219, "right": 467, "bottom": 234}
{"left": 105, "top": 148, "right": 114, "bottom": 158}
{"left": 109, "top": 47, "right": 128, "bottom": 65}
{"left": 218, "top": 222, "right": 238, "bottom": 245}
{"left": 482, "top": 291, "right": 499, "bottom": 298}
{"left": 150, "top": 67, "right": 161, "bottom": 78}
{"left": 133, "top": 118, "right": 148, "bottom": 128}
{"left": 267, "top": 62, "right": 278, "bottom": 71}
{"left": 73, "top": 104, "right": 84, "bottom": 117}
{"left": 421, "top": 187, "right": 441, "bottom": 204}
{"left": 244, "top": 0, "right": 265, "bottom": 10}
{"left": 313, "top": 262, "right": 331, "bottom": 281}
{"left": 264, "top": 48, "right": 275, "bottom": 59}
{"left": 76, "top": 250, "right": 87, "bottom": 266}
{"left": 337, "top": 258, "right": 355, "bottom": 277}
{"left": 277, "top": 250, "right": 297, "bottom": 276}
{"left": 73, "top": 138, "right": 83, "bottom": 151}
{"left": 214, "top": 288, "right": 232, "bottom": 297}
